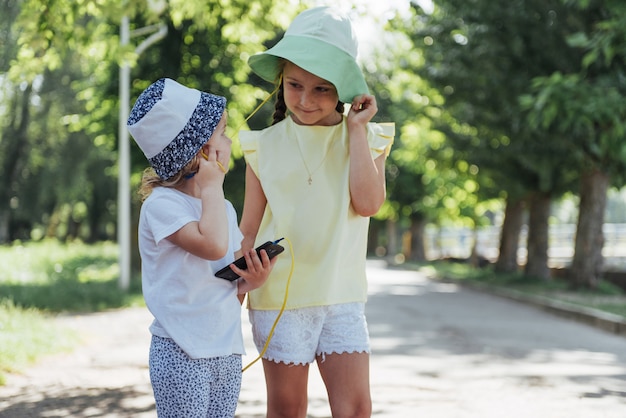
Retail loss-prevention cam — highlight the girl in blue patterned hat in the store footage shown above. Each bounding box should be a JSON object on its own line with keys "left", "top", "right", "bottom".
{"left": 128, "top": 78, "right": 276, "bottom": 417}
{"left": 239, "top": 7, "right": 394, "bottom": 418}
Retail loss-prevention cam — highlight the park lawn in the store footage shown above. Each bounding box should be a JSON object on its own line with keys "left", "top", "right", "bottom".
{"left": 0, "top": 301, "right": 78, "bottom": 385}
{"left": 0, "top": 240, "right": 144, "bottom": 385}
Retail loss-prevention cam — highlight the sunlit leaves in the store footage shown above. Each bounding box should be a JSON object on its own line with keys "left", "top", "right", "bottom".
{"left": 522, "top": 69, "right": 626, "bottom": 179}
{"left": 9, "top": 0, "right": 114, "bottom": 83}
{"left": 0, "top": 0, "right": 307, "bottom": 244}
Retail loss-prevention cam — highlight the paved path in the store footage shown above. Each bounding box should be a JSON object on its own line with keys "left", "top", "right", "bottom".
{"left": 1, "top": 261, "right": 626, "bottom": 417}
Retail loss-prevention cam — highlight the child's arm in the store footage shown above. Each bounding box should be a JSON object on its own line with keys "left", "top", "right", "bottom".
{"left": 347, "top": 94, "right": 387, "bottom": 217}
{"left": 167, "top": 150, "right": 229, "bottom": 260}
{"left": 239, "top": 165, "right": 267, "bottom": 252}
{"left": 231, "top": 247, "right": 277, "bottom": 303}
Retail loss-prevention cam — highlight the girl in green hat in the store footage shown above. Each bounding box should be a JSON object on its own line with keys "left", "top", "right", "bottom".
{"left": 239, "top": 6, "right": 394, "bottom": 418}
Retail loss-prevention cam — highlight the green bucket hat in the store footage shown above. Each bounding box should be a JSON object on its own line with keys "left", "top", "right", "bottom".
{"left": 248, "top": 6, "right": 369, "bottom": 104}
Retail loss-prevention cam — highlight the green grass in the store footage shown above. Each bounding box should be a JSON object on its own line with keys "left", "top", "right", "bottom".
{"left": 0, "top": 240, "right": 144, "bottom": 385}
{"left": 0, "top": 300, "right": 78, "bottom": 386}
{"left": 0, "top": 240, "right": 144, "bottom": 312}
{"left": 417, "top": 260, "right": 626, "bottom": 318}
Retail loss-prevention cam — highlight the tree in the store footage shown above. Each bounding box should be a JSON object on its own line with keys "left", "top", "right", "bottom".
{"left": 364, "top": 12, "right": 499, "bottom": 262}
{"left": 0, "top": 0, "right": 297, "bottom": 247}
{"left": 400, "top": 0, "right": 585, "bottom": 278}
{"left": 0, "top": 0, "right": 30, "bottom": 242}
{"left": 521, "top": 0, "right": 626, "bottom": 288}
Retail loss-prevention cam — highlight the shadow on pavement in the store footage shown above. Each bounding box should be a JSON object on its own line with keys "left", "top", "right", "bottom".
{"left": 0, "top": 386, "right": 154, "bottom": 418}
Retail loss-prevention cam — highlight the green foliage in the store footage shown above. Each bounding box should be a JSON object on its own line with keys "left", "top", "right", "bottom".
{"left": 520, "top": 0, "right": 626, "bottom": 182}
{"left": 2, "top": 0, "right": 626, "bottom": 289}
{"left": 367, "top": 19, "right": 500, "bottom": 230}
{"left": 0, "top": 0, "right": 299, "bottom": 245}
{"left": 0, "top": 240, "right": 143, "bottom": 312}
{"left": 0, "top": 299, "right": 78, "bottom": 385}
{"left": 403, "top": 0, "right": 584, "bottom": 200}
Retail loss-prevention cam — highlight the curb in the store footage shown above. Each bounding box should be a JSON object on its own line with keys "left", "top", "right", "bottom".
{"left": 459, "top": 281, "right": 626, "bottom": 338}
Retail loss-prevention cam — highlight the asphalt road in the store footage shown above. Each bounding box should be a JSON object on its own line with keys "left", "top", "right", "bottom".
{"left": 1, "top": 260, "right": 625, "bottom": 417}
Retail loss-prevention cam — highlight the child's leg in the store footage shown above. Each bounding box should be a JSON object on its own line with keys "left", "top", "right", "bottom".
{"left": 249, "top": 308, "right": 323, "bottom": 418}
{"left": 262, "top": 359, "right": 310, "bottom": 418}
{"left": 207, "top": 355, "right": 242, "bottom": 418}
{"left": 316, "top": 302, "right": 372, "bottom": 418}
{"left": 149, "top": 335, "right": 242, "bottom": 418}
{"left": 150, "top": 335, "right": 209, "bottom": 417}
{"left": 317, "top": 352, "right": 372, "bottom": 418}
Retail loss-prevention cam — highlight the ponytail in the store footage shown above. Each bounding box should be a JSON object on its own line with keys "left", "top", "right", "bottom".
{"left": 272, "top": 82, "right": 287, "bottom": 125}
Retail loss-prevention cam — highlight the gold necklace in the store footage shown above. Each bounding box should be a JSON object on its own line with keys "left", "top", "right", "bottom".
{"left": 294, "top": 130, "right": 334, "bottom": 185}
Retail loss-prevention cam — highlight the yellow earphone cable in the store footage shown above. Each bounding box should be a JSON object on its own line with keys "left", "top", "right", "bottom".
{"left": 242, "top": 236, "right": 294, "bottom": 372}
{"left": 239, "top": 77, "right": 286, "bottom": 373}
{"left": 231, "top": 75, "right": 282, "bottom": 138}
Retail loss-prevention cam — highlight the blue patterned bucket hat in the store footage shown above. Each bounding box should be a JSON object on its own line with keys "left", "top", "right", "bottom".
{"left": 127, "top": 78, "right": 226, "bottom": 180}
{"left": 248, "top": 6, "right": 369, "bottom": 103}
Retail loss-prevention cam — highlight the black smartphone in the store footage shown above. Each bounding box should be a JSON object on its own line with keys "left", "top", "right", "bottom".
{"left": 215, "top": 240, "right": 285, "bottom": 281}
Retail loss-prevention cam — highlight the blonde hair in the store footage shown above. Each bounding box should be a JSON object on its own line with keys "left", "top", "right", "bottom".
{"left": 138, "top": 154, "right": 202, "bottom": 201}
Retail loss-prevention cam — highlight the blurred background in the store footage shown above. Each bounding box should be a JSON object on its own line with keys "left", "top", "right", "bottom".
{"left": 1, "top": 0, "right": 626, "bottom": 294}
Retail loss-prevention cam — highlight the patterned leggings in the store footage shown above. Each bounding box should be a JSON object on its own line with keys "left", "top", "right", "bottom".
{"left": 149, "top": 335, "right": 242, "bottom": 418}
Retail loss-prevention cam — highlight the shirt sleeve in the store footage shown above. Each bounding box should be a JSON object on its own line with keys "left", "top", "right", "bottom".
{"left": 238, "top": 130, "right": 260, "bottom": 176}
{"left": 144, "top": 192, "right": 196, "bottom": 245}
{"left": 367, "top": 122, "right": 395, "bottom": 158}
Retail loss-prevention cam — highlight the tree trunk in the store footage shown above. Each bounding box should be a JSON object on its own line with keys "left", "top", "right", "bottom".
{"left": 87, "top": 181, "right": 103, "bottom": 243}
{"left": 386, "top": 219, "right": 398, "bottom": 260}
{"left": 409, "top": 214, "right": 427, "bottom": 261}
{"left": 494, "top": 196, "right": 525, "bottom": 273}
{"left": 0, "top": 85, "right": 32, "bottom": 243}
{"left": 367, "top": 219, "right": 381, "bottom": 256}
{"left": 525, "top": 191, "right": 551, "bottom": 280}
{"left": 469, "top": 226, "right": 482, "bottom": 267}
{"left": 571, "top": 169, "right": 609, "bottom": 288}
{"left": 0, "top": 208, "right": 9, "bottom": 244}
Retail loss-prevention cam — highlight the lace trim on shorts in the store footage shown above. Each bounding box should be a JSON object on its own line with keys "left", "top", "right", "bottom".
{"left": 249, "top": 302, "right": 370, "bottom": 366}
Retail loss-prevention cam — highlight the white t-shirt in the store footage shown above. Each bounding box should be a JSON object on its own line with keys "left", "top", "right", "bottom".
{"left": 138, "top": 187, "right": 245, "bottom": 359}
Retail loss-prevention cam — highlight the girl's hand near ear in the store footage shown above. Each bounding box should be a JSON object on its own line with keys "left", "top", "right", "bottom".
{"left": 196, "top": 148, "right": 226, "bottom": 189}
{"left": 347, "top": 94, "right": 377, "bottom": 127}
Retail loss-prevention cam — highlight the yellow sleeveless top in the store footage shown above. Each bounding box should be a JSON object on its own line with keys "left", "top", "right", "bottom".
{"left": 239, "top": 116, "right": 394, "bottom": 310}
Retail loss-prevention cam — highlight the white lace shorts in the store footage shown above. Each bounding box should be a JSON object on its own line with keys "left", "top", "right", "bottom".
{"left": 248, "top": 302, "right": 370, "bottom": 366}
